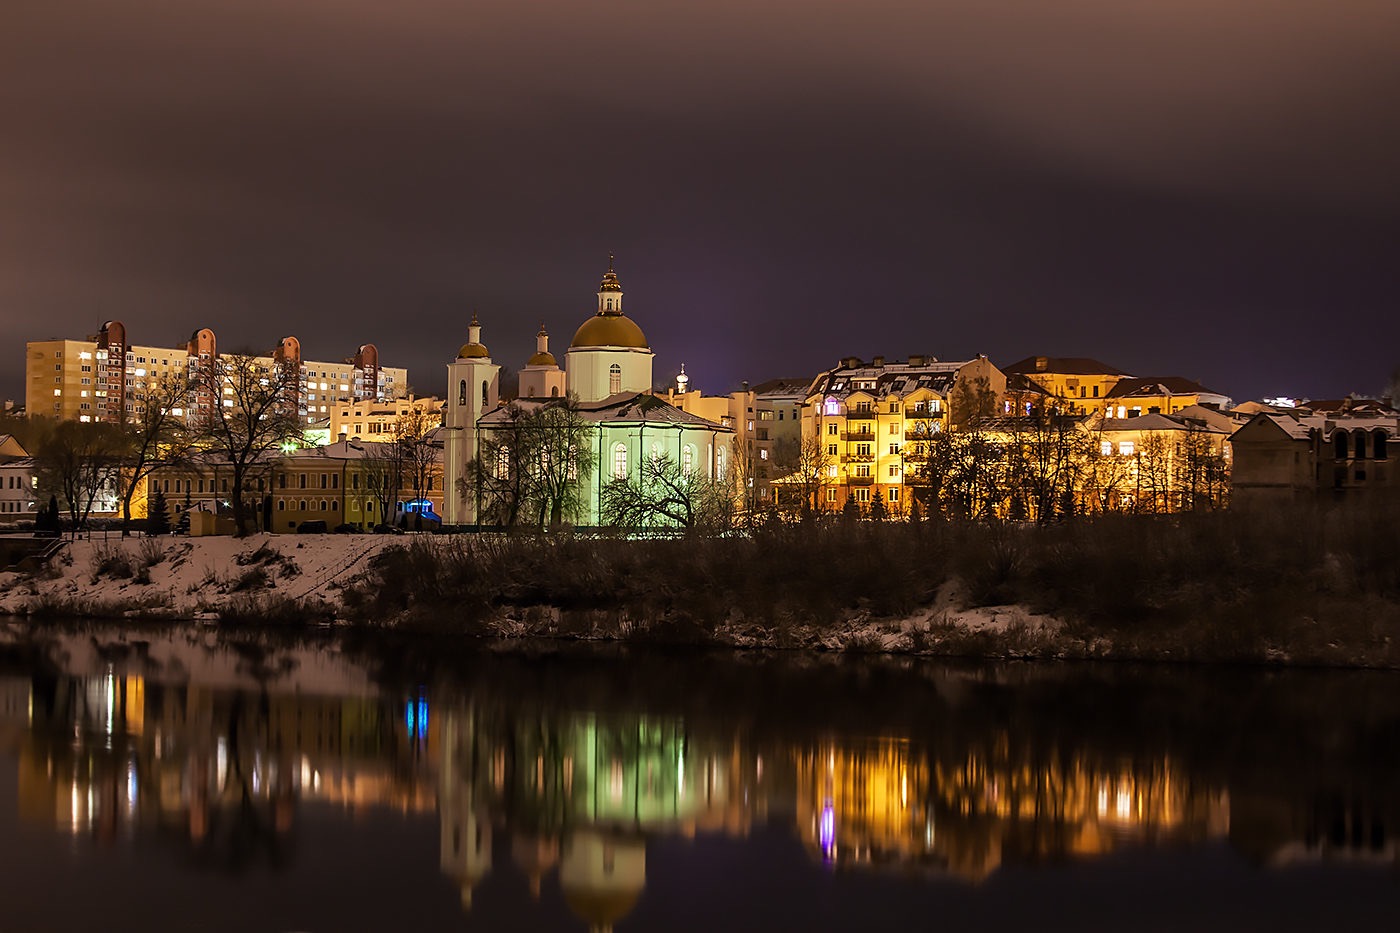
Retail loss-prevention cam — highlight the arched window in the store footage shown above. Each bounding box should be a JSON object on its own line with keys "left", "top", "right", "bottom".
{"left": 609, "top": 363, "right": 622, "bottom": 395}
{"left": 716, "top": 445, "right": 726, "bottom": 477}
{"left": 459, "top": 379, "right": 467, "bottom": 405}
{"left": 612, "top": 443, "right": 628, "bottom": 479}
{"left": 551, "top": 385, "right": 559, "bottom": 397}
{"left": 277, "top": 500, "right": 284, "bottom": 511}
{"left": 299, "top": 500, "right": 307, "bottom": 510}
{"left": 481, "top": 380, "right": 488, "bottom": 407}
{"left": 1375, "top": 430, "right": 1388, "bottom": 460}
{"left": 682, "top": 445, "right": 694, "bottom": 474}
{"left": 1335, "top": 432, "right": 1349, "bottom": 460}
{"left": 319, "top": 500, "right": 327, "bottom": 511}
{"left": 1354, "top": 430, "right": 1368, "bottom": 460}
{"left": 650, "top": 441, "right": 661, "bottom": 463}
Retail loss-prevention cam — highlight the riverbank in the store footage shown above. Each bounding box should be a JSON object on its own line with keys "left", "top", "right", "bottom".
{"left": 2, "top": 502, "right": 1397, "bottom": 667}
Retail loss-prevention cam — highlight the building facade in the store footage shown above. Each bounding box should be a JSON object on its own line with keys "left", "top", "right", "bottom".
{"left": 442, "top": 262, "right": 731, "bottom": 528}
{"left": 26, "top": 325, "right": 407, "bottom": 427}
{"left": 801, "top": 355, "right": 1007, "bottom": 513}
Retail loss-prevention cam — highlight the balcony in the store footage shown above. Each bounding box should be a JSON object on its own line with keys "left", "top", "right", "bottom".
{"left": 842, "top": 453, "right": 874, "bottom": 463}
{"left": 847, "top": 475, "right": 875, "bottom": 485}
{"left": 905, "top": 406, "right": 944, "bottom": 418}
{"left": 841, "top": 430, "right": 875, "bottom": 441}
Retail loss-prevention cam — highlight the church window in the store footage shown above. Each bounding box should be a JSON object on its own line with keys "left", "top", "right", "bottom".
{"left": 496, "top": 447, "right": 511, "bottom": 479}
{"left": 612, "top": 443, "right": 628, "bottom": 479}
{"left": 716, "top": 446, "right": 726, "bottom": 476}
{"left": 481, "top": 380, "right": 488, "bottom": 407}
{"left": 609, "top": 364, "right": 622, "bottom": 395}
{"left": 650, "top": 442, "right": 661, "bottom": 463}
{"left": 1354, "top": 430, "right": 1368, "bottom": 460}
{"left": 458, "top": 380, "right": 466, "bottom": 405}
{"left": 1375, "top": 430, "right": 1389, "bottom": 460}
{"left": 551, "top": 385, "right": 559, "bottom": 397}
{"left": 682, "top": 445, "right": 694, "bottom": 474}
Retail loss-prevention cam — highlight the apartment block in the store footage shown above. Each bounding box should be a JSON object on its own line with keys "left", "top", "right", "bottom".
{"left": 26, "top": 322, "right": 408, "bottom": 426}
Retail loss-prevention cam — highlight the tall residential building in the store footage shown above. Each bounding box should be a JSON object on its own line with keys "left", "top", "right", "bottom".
{"left": 25, "top": 324, "right": 407, "bottom": 426}
{"left": 802, "top": 355, "right": 1007, "bottom": 513}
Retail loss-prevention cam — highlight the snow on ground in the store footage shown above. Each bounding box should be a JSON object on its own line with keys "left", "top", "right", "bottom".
{"left": 0, "top": 533, "right": 400, "bottom": 617}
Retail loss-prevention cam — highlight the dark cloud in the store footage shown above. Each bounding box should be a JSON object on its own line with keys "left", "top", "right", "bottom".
{"left": 3, "top": 0, "right": 1398, "bottom": 404}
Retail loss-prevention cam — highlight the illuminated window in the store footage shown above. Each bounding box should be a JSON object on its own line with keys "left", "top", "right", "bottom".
{"left": 682, "top": 445, "right": 694, "bottom": 474}
{"left": 824, "top": 398, "right": 840, "bottom": 416}
{"left": 1118, "top": 441, "right": 1135, "bottom": 456}
{"left": 827, "top": 464, "right": 838, "bottom": 478}
{"left": 609, "top": 364, "right": 621, "bottom": 395}
{"left": 1101, "top": 441, "right": 1113, "bottom": 456}
{"left": 612, "top": 443, "right": 628, "bottom": 479}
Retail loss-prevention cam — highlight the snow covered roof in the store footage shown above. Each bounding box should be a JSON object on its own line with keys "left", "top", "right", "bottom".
{"left": 479, "top": 393, "right": 730, "bottom": 431}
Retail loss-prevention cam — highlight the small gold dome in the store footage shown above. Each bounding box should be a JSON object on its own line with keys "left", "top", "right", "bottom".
{"left": 527, "top": 351, "right": 558, "bottom": 366}
{"left": 562, "top": 888, "right": 642, "bottom": 928}
{"left": 457, "top": 342, "right": 489, "bottom": 359}
{"left": 570, "top": 314, "right": 648, "bottom": 349}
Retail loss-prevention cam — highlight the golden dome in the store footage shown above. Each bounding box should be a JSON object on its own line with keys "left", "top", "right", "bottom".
{"left": 562, "top": 888, "right": 642, "bottom": 928}
{"left": 457, "top": 342, "right": 489, "bottom": 359}
{"left": 570, "top": 313, "right": 648, "bottom": 349}
{"left": 527, "top": 350, "right": 558, "bottom": 366}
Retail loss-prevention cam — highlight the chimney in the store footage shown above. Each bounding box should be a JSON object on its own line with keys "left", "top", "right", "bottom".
{"left": 908, "top": 354, "right": 924, "bottom": 366}
{"left": 337, "top": 431, "right": 347, "bottom": 443}
{"left": 1035, "top": 356, "right": 1048, "bottom": 372}
{"left": 872, "top": 355, "right": 885, "bottom": 367}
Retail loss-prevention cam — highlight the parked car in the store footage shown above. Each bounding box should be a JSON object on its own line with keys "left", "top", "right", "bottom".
{"left": 296, "top": 520, "right": 328, "bottom": 534}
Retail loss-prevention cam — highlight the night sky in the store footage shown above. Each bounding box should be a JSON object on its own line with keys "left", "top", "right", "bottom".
{"left": 4, "top": 1, "right": 1399, "bottom": 405}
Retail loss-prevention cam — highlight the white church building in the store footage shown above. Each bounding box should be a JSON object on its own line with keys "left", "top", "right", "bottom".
{"left": 441, "top": 261, "right": 733, "bottom": 527}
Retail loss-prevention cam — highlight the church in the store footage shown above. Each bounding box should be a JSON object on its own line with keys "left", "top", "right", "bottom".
{"left": 441, "top": 261, "right": 734, "bottom": 527}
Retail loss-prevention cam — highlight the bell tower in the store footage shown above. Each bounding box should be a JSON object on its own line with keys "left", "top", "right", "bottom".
{"left": 443, "top": 314, "right": 501, "bottom": 525}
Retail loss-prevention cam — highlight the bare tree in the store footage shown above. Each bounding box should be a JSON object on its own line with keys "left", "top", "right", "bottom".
{"left": 35, "top": 419, "right": 127, "bottom": 535}
{"left": 358, "top": 440, "right": 404, "bottom": 528}
{"left": 468, "top": 403, "right": 534, "bottom": 529}
{"left": 520, "top": 397, "right": 596, "bottom": 528}
{"left": 119, "top": 370, "right": 193, "bottom": 535}
{"left": 781, "top": 435, "right": 832, "bottom": 516}
{"left": 188, "top": 353, "right": 303, "bottom": 536}
{"left": 600, "top": 453, "right": 733, "bottom": 532}
{"left": 394, "top": 407, "right": 440, "bottom": 510}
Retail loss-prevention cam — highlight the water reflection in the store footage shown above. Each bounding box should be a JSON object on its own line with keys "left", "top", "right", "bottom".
{"left": 0, "top": 630, "right": 1397, "bottom": 930}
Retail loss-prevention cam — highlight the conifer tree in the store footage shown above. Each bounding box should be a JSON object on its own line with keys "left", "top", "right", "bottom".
{"left": 146, "top": 488, "right": 171, "bottom": 535}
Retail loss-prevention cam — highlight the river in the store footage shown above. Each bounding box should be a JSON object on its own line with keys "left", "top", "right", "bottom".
{"left": 0, "top": 622, "right": 1397, "bottom": 931}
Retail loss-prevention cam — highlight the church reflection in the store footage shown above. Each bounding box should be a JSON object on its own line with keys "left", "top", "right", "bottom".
{"left": 2, "top": 644, "right": 1399, "bottom": 930}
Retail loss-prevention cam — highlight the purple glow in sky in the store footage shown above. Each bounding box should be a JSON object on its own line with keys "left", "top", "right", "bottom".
{"left": 3, "top": 1, "right": 1398, "bottom": 402}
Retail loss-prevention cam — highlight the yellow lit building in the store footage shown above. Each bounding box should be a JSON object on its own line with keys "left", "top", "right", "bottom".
{"left": 328, "top": 395, "right": 444, "bottom": 441}
{"left": 1102, "top": 376, "right": 1232, "bottom": 418}
{"left": 144, "top": 437, "right": 444, "bottom": 532}
{"left": 1001, "top": 356, "right": 1132, "bottom": 415}
{"left": 26, "top": 323, "right": 408, "bottom": 426}
{"left": 802, "top": 355, "right": 1006, "bottom": 513}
